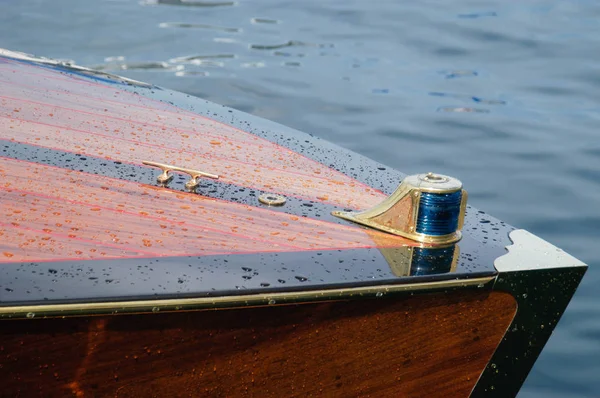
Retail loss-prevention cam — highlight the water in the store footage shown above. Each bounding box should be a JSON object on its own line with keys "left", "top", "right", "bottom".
{"left": 1, "top": 1, "right": 598, "bottom": 396}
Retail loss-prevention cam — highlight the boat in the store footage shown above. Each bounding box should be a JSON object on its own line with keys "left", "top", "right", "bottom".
{"left": 0, "top": 48, "right": 587, "bottom": 397}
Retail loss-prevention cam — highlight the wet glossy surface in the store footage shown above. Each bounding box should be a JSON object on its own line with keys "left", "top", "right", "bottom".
{"left": 2, "top": 2, "right": 599, "bottom": 395}
{"left": 0, "top": 55, "right": 510, "bottom": 305}
{"left": 0, "top": 58, "right": 383, "bottom": 210}
{"left": 1, "top": 291, "right": 517, "bottom": 397}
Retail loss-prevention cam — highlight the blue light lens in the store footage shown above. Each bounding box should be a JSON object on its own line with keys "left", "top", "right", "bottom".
{"left": 416, "top": 191, "right": 462, "bottom": 236}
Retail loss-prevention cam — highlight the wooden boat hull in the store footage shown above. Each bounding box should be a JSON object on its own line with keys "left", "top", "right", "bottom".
{"left": 0, "top": 49, "right": 587, "bottom": 397}
{"left": 3, "top": 290, "right": 516, "bottom": 397}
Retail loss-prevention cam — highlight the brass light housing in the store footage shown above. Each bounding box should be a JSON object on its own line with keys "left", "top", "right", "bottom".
{"left": 333, "top": 173, "right": 467, "bottom": 245}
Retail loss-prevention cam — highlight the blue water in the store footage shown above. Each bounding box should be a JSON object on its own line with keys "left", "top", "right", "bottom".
{"left": 1, "top": 1, "right": 598, "bottom": 396}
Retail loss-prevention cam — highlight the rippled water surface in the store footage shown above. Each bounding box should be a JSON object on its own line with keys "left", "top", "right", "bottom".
{"left": 1, "top": 1, "right": 599, "bottom": 396}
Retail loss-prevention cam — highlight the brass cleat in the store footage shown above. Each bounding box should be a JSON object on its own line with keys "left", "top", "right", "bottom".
{"left": 142, "top": 161, "right": 219, "bottom": 191}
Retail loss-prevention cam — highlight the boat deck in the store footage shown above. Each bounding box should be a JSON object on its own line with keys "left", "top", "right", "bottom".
{"left": 1, "top": 51, "right": 510, "bottom": 311}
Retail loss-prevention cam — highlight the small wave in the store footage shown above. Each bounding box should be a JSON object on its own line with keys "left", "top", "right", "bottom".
{"left": 250, "top": 41, "right": 306, "bottom": 50}
{"left": 175, "top": 70, "right": 210, "bottom": 76}
{"left": 240, "top": 61, "right": 266, "bottom": 68}
{"left": 458, "top": 11, "right": 497, "bottom": 19}
{"left": 437, "top": 107, "right": 490, "bottom": 113}
{"left": 251, "top": 18, "right": 280, "bottom": 24}
{"left": 214, "top": 38, "right": 237, "bottom": 43}
{"left": 442, "top": 70, "right": 478, "bottom": 79}
{"left": 159, "top": 22, "right": 240, "bottom": 32}
{"left": 190, "top": 60, "right": 225, "bottom": 67}
{"left": 429, "top": 92, "right": 505, "bottom": 105}
{"left": 169, "top": 53, "right": 235, "bottom": 63}
{"left": 93, "top": 61, "right": 184, "bottom": 71}
{"left": 472, "top": 96, "right": 505, "bottom": 105}
{"left": 141, "top": 0, "right": 235, "bottom": 7}
{"left": 104, "top": 55, "right": 125, "bottom": 62}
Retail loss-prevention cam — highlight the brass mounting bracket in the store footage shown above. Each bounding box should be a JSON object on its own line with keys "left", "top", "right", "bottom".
{"left": 332, "top": 173, "right": 467, "bottom": 245}
{"left": 142, "top": 160, "right": 219, "bottom": 191}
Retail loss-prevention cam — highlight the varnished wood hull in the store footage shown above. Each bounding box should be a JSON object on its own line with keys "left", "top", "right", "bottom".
{"left": 0, "top": 49, "right": 587, "bottom": 397}
{"left": 2, "top": 291, "right": 516, "bottom": 397}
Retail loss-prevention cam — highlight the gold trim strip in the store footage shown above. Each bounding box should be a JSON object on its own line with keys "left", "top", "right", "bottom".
{"left": 0, "top": 276, "right": 495, "bottom": 319}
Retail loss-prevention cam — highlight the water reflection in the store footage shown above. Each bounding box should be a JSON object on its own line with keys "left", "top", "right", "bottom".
{"left": 382, "top": 245, "right": 458, "bottom": 277}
